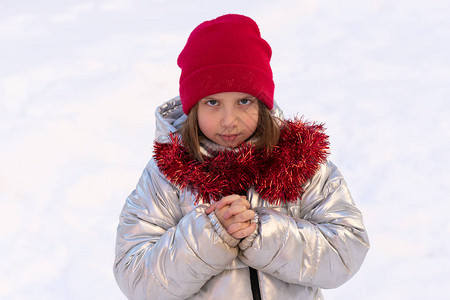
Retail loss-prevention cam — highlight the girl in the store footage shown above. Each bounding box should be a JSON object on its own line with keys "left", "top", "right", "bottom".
{"left": 114, "top": 14, "right": 369, "bottom": 300}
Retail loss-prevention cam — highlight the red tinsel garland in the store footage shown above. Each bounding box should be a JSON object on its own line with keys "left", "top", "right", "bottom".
{"left": 153, "top": 119, "right": 329, "bottom": 204}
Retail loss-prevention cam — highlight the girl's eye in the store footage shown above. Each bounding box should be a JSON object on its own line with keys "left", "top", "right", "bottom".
{"left": 239, "top": 98, "right": 252, "bottom": 105}
{"left": 206, "top": 100, "right": 218, "bottom": 106}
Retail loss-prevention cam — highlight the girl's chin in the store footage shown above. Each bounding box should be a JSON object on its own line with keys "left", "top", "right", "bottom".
{"left": 222, "top": 141, "right": 248, "bottom": 148}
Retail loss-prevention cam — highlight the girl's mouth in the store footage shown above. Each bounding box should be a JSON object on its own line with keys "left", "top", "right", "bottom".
{"left": 220, "top": 134, "right": 239, "bottom": 142}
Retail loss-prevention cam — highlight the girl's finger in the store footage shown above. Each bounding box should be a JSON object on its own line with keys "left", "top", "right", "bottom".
{"left": 213, "top": 194, "right": 242, "bottom": 210}
{"left": 223, "top": 204, "right": 252, "bottom": 220}
{"left": 206, "top": 195, "right": 236, "bottom": 214}
{"left": 227, "top": 221, "right": 251, "bottom": 235}
{"left": 229, "top": 209, "right": 255, "bottom": 223}
{"left": 205, "top": 202, "right": 218, "bottom": 214}
{"left": 230, "top": 197, "right": 250, "bottom": 209}
{"left": 231, "top": 223, "right": 257, "bottom": 239}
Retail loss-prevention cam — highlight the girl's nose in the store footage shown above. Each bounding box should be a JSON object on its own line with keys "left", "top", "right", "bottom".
{"left": 221, "top": 109, "right": 238, "bottom": 128}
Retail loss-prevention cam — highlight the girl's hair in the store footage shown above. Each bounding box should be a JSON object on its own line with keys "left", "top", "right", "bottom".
{"left": 181, "top": 100, "right": 280, "bottom": 162}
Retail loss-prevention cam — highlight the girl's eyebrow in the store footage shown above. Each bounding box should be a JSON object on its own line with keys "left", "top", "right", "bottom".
{"left": 238, "top": 95, "right": 257, "bottom": 101}
{"left": 202, "top": 94, "right": 256, "bottom": 101}
{"left": 202, "top": 95, "right": 219, "bottom": 100}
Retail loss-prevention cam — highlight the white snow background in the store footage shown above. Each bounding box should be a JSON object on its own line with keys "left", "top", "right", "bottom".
{"left": 1, "top": 1, "right": 449, "bottom": 299}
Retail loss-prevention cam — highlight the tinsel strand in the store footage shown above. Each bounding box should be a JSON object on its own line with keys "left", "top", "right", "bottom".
{"left": 153, "top": 119, "right": 329, "bottom": 204}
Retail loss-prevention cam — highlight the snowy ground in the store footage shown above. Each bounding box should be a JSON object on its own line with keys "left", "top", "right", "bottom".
{"left": 1, "top": 1, "right": 449, "bottom": 299}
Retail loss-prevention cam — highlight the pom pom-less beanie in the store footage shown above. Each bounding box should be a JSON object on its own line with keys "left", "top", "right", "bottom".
{"left": 177, "top": 14, "right": 274, "bottom": 114}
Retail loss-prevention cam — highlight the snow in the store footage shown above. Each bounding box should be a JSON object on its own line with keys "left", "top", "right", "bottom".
{"left": 1, "top": 1, "right": 449, "bottom": 299}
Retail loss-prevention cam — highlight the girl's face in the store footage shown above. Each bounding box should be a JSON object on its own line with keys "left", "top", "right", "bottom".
{"left": 197, "top": 92, "right": 259, "bottom": 148}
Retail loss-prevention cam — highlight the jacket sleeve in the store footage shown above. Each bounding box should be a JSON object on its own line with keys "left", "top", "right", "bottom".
{"left": 113, "top": 159, "right": 238, "bottom": 300}
{"left": 238, "top": 160, "right": 370, "bottom": 289}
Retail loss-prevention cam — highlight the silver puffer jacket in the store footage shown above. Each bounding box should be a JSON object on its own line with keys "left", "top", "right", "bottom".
{"left": 114, "top": 97, "right": 369, "bottom": 300}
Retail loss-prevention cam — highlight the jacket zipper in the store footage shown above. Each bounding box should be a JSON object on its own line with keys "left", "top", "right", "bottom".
{"left": 249, "top": 267, "right": 261, "bottom": 300}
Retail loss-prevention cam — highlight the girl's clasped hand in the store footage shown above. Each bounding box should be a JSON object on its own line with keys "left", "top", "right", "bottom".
{"left": 206, "top": 195, "right": 256, "bottom": 239}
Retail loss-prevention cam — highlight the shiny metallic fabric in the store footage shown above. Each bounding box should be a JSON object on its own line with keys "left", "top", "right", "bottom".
{"left": 114, "top": 97, "right": 369, "bottom": 299}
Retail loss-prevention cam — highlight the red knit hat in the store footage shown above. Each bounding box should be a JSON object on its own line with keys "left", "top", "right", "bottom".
{"left": 177, "top": 14, "right": 274, "bottom": 114}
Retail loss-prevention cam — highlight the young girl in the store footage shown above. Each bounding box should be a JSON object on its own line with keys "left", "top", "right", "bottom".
{"left": 114, "top": 14, "right": 369, "bottom": 300}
